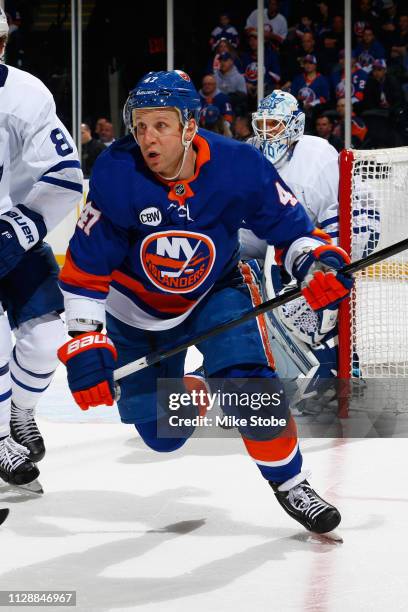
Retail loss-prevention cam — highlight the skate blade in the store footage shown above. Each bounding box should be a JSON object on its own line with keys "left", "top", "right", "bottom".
{"left": 312, "top": 529, "right": 343, "bottom": 543}
{"left": 11, "top": 478, "right": 44, "bottom": 495}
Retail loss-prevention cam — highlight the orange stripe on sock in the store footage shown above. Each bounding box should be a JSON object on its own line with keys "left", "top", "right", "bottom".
{"left": 242, "top": 416, "right": 298, "bottom": 462}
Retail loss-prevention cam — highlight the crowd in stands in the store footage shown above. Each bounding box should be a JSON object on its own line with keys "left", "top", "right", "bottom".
{"left": 80, "top": 118, "right": 117, "bottom": 177}
{"left": 77, "top": 0, "right": 408, "bottom": 176}
{"left": 199, "top": 0, "right": 408, "bottom": 148}
{"left": 5, "top": 0, "right": 407, "bottom": 159}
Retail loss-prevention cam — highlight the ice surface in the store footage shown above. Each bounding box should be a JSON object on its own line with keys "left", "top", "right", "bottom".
{"left": 1, "top": 350, "right": 407, "bottom": 611}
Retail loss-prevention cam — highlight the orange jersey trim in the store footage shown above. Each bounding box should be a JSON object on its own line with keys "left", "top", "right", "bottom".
{"left": 111, "top": 270, "right": 195, "bottom": 315}
{"left": 239, "top": 262, "right": 275, "bottom": 369}
{"left": 242, "top": 416, "right": 298, "bottom": 462}
{"left": 312, "top": 227, "right": 332, "bottom": 243}
{"left": 60, "top": 249, "right": 111, "bottom": 294}
{"left": 159, "top": 133, "right": 211, "bottom": 207}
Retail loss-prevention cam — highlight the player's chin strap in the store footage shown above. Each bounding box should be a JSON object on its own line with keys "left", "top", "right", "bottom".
{"left": 157, "top": 123, "right": 198, "bottom": 181}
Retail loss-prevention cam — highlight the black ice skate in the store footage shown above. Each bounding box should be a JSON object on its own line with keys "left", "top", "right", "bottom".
{"left": 0, "top": 435, "right": 42, "bottom": 492}
{"left": 269, "top": 470, "right": 341, "bottom": 535}
{"left": 10, "top": 402, "right": 46, "bottom": 463}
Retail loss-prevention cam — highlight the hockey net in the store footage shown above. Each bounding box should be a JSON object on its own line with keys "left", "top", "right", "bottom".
{"left": 338, "top": 147, "right": 408, "bottom": 413}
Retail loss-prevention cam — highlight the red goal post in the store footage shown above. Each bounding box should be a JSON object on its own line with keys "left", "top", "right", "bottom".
{"left": 338, "top": 147, "right": 408, "bottom": 414}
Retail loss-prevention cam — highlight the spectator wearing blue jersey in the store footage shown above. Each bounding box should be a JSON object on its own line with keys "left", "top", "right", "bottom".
{"left": 199, "top": 74, "right": 234, "bottom": 126}
{"left": 331, "top": 51, "right": 368, "bottom": 103}
{"left": 200, "top": 104, "right": 233, "bottom": 137}
{"left": 209, "top": 12, "right": 239, "bottom": 51}
{"left": 353, "top": 27, "right": 386, "bottom": 73}
{"left": 280, "top": 32, "right": 326, "bottom": 90}
{"left": 241, "top": 32, "right": 281, "bottom": 101}
{"left": 291, "top": 54, "right": 330, "bottom": 111}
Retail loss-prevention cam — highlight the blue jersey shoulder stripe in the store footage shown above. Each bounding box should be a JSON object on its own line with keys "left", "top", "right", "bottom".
{"left": 43, "top": 160, "right": 81, "bottom": 175}
{"left": 40, "top": 175, "right": 83, "bottom": 194}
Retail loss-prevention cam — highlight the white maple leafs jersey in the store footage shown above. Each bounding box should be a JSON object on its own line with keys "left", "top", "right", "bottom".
{"left": 240, "top": 135, "right": 339, "bottom": 258}
{"left": 0, "top": 64, "right": 82, "bottom": 230}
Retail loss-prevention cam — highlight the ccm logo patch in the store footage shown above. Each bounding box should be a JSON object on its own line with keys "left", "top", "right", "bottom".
{"left": 139, "top": 207, "right": 162, "bottom": 226}
{"left": 141, "top": 230, "right": 216, "bottom": 294}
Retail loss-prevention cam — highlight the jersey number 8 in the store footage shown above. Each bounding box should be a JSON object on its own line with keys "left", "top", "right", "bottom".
{"left": 50, "top": 128, "right": 74, "bottom": 157}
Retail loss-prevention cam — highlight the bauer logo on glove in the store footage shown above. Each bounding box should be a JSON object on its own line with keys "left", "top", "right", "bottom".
{"left": 65, "top": 333, "right": 115, "bottom": 356}
{"left": 292, "top": 244, "right": 354, "bottom": 312}
{"left": 58, "top": 332, "right": 118, "bottom": 410}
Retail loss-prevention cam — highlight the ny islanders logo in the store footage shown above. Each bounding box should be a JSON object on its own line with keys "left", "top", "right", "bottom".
{"left": 141, "top": 230, "right": 216, "bottom": 293}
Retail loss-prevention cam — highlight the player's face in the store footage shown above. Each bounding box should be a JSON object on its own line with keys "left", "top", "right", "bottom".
{"left": 134, "top": 109, "right": 192, "bottom": 176}
{"left": 255, "top": 118, "right": 286, "bottom": 140}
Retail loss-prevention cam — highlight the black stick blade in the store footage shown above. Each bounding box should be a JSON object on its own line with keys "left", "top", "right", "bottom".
{"left": 0, "top": 508, "right": 9, "bottom": 526}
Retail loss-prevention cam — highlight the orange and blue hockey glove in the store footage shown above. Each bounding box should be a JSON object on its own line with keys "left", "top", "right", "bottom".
{"left": 58, "top": 332, "right": 117, "bottom": 410}
{"left": 292, "top": 244, "right": 354, "bottom": 312}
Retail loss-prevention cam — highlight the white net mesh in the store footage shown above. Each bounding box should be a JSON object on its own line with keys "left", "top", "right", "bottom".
{"left": 348, "top": 147, "right": 408, "bottom": 378}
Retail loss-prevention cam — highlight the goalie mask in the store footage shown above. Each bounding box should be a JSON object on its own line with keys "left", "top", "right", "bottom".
{"left": 252, "top": 90, "right": 305, "bottom": 167}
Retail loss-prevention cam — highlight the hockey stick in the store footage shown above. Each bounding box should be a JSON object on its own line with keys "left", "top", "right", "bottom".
{"left": 0, "top": 508, "right": 9, "bottom": 526}
{"left": 114, "top": 237, "right": 408, "bottom": 382}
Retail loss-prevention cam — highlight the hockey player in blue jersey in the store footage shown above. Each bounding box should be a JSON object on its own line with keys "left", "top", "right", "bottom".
{"left": 58, "top": 70, "right": 352, "bottom": 535}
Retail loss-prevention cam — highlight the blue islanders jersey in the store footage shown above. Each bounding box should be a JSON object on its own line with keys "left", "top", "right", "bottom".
{"left": 60, "top": 130, "right": 327, "bottom": 331}
{"left": 331, "top": 67, "right": 367, "bottom": 102}
{"left": 291, "top": 73, "right": 330, "bottom": 105}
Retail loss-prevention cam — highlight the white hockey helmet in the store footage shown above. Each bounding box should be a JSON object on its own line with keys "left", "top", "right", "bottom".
{"left": 252, "top": 90, "right": 305, "bottom": 166}
{"left": 0, "top": 7, "right": 8, "bottom": 37}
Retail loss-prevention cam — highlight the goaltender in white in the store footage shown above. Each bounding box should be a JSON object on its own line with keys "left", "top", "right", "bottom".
{"left": 240, "top": 90, "right": 340, "bottom": 405}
